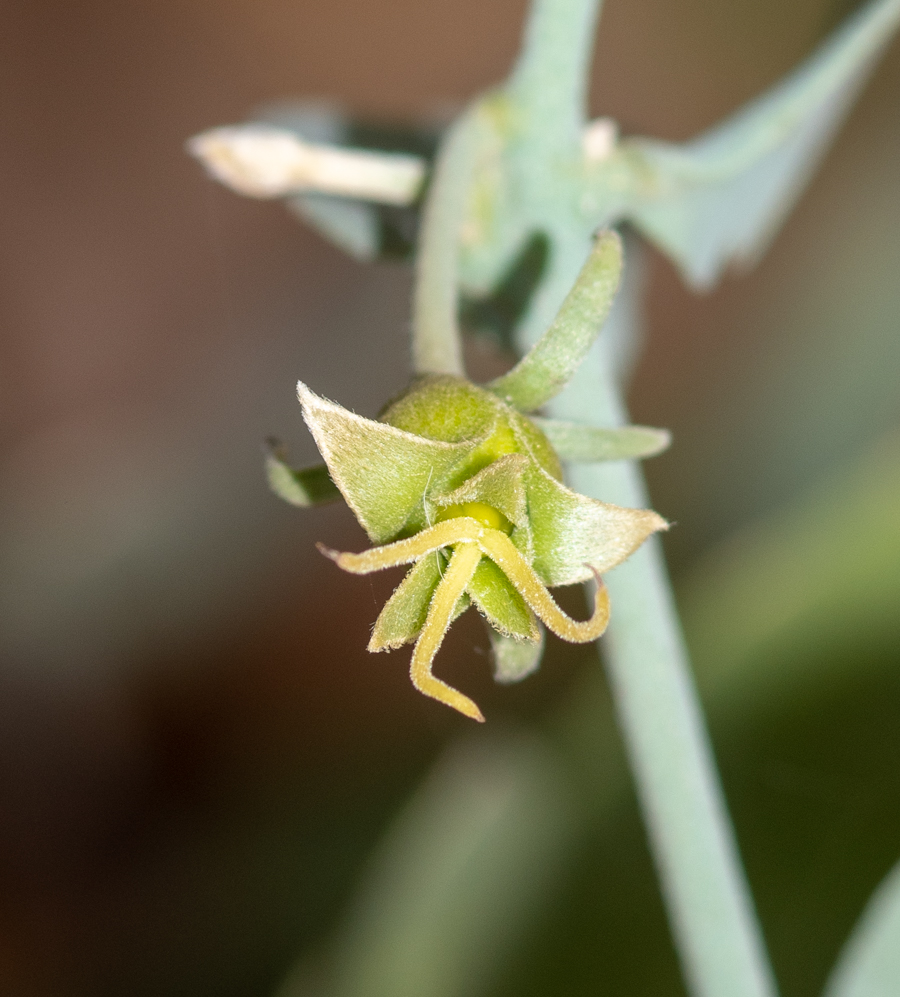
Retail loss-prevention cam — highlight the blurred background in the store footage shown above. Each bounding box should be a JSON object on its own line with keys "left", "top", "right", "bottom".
{"left": 0, "top": 0, "right": 898, "bottom": 994}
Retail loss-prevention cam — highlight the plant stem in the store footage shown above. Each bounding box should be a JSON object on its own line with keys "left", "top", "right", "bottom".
{"left": 412, "top": 116, "right": 476, "bottom": 378}
{"left": 504, "top": 0, "right": 781, "bottom": 983}
{"left": 549, "top": 321, "right": 778, "bottom": 997}
{"left": 509, "top": 0, "right": 603, "bottom": 147}
{"left": 418, "top": 0, "right": 780, "bottom": 990}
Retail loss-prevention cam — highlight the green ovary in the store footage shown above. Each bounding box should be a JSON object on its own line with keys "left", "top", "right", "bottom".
{"left": 437, "top": 501, "right": 513, "bottom": 534}
{"left": 380, "top": 374, "right": 563, "bottom": 481}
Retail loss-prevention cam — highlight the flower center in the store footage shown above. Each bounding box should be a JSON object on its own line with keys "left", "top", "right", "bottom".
{"left": 436, "top": 502, "right": 512, "bottom": 534}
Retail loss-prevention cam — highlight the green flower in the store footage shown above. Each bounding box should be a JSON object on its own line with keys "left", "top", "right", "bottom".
{"left": 269, "top": 232, "right": 669, "bottom": 720}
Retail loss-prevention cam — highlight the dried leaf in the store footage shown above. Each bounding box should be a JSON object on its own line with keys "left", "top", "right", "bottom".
{"left": 188, "top": 125, "right": 425, "bottom": 203}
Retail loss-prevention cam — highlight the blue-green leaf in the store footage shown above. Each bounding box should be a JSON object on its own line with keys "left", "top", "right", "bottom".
{"left": 211, "top": 102, "right": 383, "bottom": 256}
{"left": 619, "top": 0, "right": 900, "bottom": 288}
{"left": 287, "top": 193, "right": 381, "bottom": 260}
{"left": 250, "top": 103, "right": 420, "bottom": 261}
{"left": 824, "top": 859, "right": 900, "bottom": 997}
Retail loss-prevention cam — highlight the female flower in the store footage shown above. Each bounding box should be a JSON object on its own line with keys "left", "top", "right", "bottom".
{"left": 268, "top": 232, "right": 668, "bottom": 720}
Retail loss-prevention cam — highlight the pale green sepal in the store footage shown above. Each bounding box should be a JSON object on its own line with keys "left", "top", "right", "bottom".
{"left": 369, "top": 554, "right": 443, "bottom": 651}
{"left": 429, "top": 453, "right": 536, "bottom": 563}
{"left": 298, "top": 381, "right": 479, "bottom": 543}
{"left": 487, "top": 230, "right": 622, "bottom": 412}
{"left": 620, "top": 0, "right": 900, "bottom": 289}
{"left": 823, "top": 858, "right": 900, "bottom": 997}
{"left": 429, "top": 453, "right": 530, "bottom": 529}
{"left": 490, "top": 623, "right": 545, "bottom": 684}
{"left": 467, "top": 558, "right": 540, "bottom": 642}
{"left": 265, "top": 441, "right": 342, "bottom": 507}
{"left": 525, "top": 462, "right": 668, "bottom": 586}
{"left": 531, "top": 418, "right": 671, "bottom": 462}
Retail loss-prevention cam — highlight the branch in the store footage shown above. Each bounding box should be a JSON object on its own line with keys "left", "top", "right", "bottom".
{"left": 411, "top": 115, "right": 479, "bottom": 377}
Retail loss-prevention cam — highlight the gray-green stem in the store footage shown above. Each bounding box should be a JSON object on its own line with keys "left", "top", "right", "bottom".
{"left": 552, "top": 335, "right": 778, "bottom": 997}
{"left": 410, "top": 0, "right": 780, "bottom": 990}
{"left": 506, "top": 0, "right": 780, "bottom": 987}
{"left": 509, "top": 0, "right": 602, "bottom": 148}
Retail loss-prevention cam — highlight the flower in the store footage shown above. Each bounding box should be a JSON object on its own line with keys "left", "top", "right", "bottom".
{"left": 294, "top": 374, "right": 666, "bottom": 721}
{"left": 268, "top": 231, "right": 669, "bottom": 720}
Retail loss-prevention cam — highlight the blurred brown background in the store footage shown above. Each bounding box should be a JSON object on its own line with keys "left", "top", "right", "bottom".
{"left": 0, "top": 1, "right": 898, "bottom": 995}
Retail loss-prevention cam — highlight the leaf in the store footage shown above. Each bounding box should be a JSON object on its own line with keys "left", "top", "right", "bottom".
{"left": 823, "top": 858, "right": 900, "bottom": 997}
{"left": 257, "top": 99, "right": 348, "bottom": 144}
{"left": 189, "top": 124, "right": 424, "bottom": 204}
{"left": 525, "top": 462, "right": 667, "bottom": 586}
{"left": 490, "top": 624, "right": 545, "bottom": 684}
{"left": 532, "top": 419, "right": 671, "bottom": 462}
{"left": 617, "top": 0, "right": 900, "bottom": 288}
{"left": 264, "top": 441, "right": 342, "bottom": 507}
{"left": 298, "top": 382, "right": 480, "bottom": 543}
{"left": 298, "top": 736, "right": 574, "bottom": 997}
{"left": 487, "top": 230, "right": 623, "bottom": 411}
{"left": 680, "top": 428, "right": 900, "bottom": 689}
{"left": 287, "top": 193, "right": 381, "bottom": 260}
{"left": 369, "top": 555, "right": 443, "bottom": 651}
{"left": 467, "top": 558, "right": 540, "bottom": 642}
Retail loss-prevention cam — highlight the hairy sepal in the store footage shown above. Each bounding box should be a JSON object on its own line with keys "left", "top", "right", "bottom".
{"left": 265, "top": 442, "right": 342, "bottom": 507}
{"left": 532, "top": 419, "right": 671, "bottom": 463}
{"left": 487, "top": 230, "right": 623, "bottom": 412}
{"left": 490, "top": 624, "right": 545, "bottom": 684}
{"left": 467, "top": 558, "right": 540, "bottom": 642}
{"left": 525, "top": 461, "right": 668, "bottom": 586}
{"left": 298, "top": 381, "right": 482, "bottom": 542}
{"left": 369, "top": 555, "right": 443, "bottom": 652}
